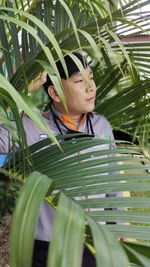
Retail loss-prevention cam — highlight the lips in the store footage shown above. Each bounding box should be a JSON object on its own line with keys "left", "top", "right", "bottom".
{"left": 86, "top": 97, "right": 95, "bottom": 101}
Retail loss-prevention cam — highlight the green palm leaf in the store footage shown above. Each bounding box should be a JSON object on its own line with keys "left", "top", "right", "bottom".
{"left": 10, "top": 171, "right": 54, "bottom": 267}
{"left": 2, "top": 135, "right": 150, "bottom": 241}
{"left": 0, "top": 1, "right": 150, "bottom": 266}
{"left": 1, "top": 0, "right": 149, "bottom": 143}
{"left": 8, "top": 161, "right": 150, "bottom": 266}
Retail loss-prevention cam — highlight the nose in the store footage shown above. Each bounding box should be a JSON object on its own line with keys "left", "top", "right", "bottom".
{"left": 86, "top": 80, "right": 94, "bottom": 93}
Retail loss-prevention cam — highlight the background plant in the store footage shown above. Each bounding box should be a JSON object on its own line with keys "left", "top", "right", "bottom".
{"left": 0, "top": 0, "right": 150, "bottom": 266}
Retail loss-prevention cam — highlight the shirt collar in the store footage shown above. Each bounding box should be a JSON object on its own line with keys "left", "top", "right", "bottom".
{"left": 49, "top": 104, "right": 93, "bottom": 130}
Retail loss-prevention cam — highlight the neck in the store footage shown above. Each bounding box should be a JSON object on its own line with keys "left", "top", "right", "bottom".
{"left": 53, "top": 103, "right": 83, "bottom": 122}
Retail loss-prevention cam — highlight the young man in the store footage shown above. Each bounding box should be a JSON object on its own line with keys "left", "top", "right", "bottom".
{"left": 33, "top": 52, "right": 121, "bottom": 267}
{"left": 0, "top": 52, "right": 121, "bottom": 267}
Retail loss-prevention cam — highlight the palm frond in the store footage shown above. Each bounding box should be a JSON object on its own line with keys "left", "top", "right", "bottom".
{"left": 2, "top": 136, "right": 150, "bottom": 241}
{"left": 0, "top": 1, "right": 149, "bottom": 144}
{"left": 8, "top": 159, "right": 150, "bottom": 267}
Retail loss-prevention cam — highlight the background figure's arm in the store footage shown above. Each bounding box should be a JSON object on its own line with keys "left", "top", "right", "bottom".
{"left": 0, "top": 125, "right": 10, "bottom": 153}
{"left": 0, "top": 125, "right": 11, "bottom": 167}
{"left": 28, "top": 71, "right": 47, "bottom": 92}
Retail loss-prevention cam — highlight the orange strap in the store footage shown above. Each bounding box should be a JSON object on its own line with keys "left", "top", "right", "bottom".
{"left": 59, "top": 113, "right": 87, "bottom": 131}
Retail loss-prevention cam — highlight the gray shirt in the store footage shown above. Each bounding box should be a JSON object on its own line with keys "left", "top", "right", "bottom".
{"left": 0, "top": 106, "right": 122, "bottom": 241}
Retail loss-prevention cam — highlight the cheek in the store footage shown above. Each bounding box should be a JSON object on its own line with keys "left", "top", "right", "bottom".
{"left": 68, "top": 94, "right": 82, "bottom": 108}
{"left": 64, "top": 92, "right": 76, "bottom": 105}
{"left": 92, "top": 83, "right": 96, "bottom": 92}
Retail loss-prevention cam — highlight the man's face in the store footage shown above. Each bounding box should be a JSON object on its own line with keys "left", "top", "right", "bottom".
{"left": 60, "top": 67, "right": 96, "bottom": 119}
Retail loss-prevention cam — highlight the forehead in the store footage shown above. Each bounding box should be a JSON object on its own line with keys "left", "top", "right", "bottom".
{"left": 69, "top": 67, "right": 93, "bottom": 79}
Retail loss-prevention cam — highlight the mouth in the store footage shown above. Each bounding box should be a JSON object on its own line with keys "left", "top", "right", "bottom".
{"left": 86, "top": 97, "right": 95, "bottom": 101}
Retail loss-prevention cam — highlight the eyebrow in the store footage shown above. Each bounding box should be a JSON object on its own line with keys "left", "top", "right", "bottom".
{"left": 72, "top": 69, "right": 93, "bottom": 78}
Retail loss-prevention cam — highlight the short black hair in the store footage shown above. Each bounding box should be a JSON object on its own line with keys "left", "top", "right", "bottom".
{"left": 43, "top": 52, "right": 89, "bottom": 94}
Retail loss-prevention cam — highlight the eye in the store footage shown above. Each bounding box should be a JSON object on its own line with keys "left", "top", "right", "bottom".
{"left": 74, "top": 79, "right": 83, "bottom": 83}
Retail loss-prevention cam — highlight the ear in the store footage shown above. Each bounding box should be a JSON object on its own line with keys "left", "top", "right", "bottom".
{"left": 47, "top": 86, "right": 60, "bottom": 103}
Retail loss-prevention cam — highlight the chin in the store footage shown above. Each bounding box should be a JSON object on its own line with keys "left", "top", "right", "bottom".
{"left": 86, "top": 105, "right": 95, "bottom": 113}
